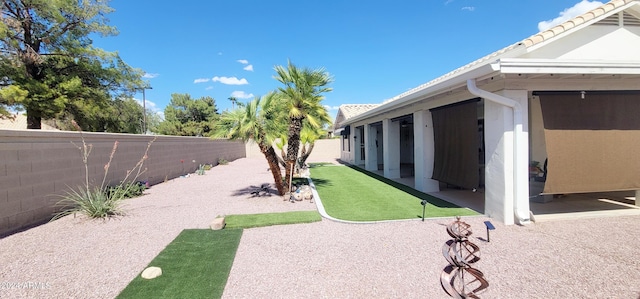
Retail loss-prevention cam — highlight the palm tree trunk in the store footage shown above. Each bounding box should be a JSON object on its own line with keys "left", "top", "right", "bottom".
{"left": 284, "top": 117, "right": 303, "bottom": 190}
{"left": 299, "top": 142, "right": 315, "bottom": 167}
{"left": 279, "top": 146, "right": 287, "bottom": 169}
{"left": 259, "top": 143, "right": 286, "bottom": 195}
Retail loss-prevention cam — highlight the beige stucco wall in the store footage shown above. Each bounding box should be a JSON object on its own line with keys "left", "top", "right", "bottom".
{"left": 0, "top": 130, "right": 245, "bottom": 236}
{"left": 245, "top": 138, "right": 340, "bottom": 164}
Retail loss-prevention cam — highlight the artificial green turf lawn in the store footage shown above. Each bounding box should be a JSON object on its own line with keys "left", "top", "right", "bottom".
{"left": 309, "top": 164, "right": 478, "bottom": 221}
{"left": 116, "top": 229, "right": 242, "bottom": 299}
{"left": 224, "top": 210, "right": 322, "bottom": 229}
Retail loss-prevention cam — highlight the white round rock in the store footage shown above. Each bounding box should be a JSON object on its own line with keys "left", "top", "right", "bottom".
{"left": 141, "top": 266, "right": 162, "bottom": 279}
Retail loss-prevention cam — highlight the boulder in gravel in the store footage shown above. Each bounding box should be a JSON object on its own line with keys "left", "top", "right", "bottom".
{"left": 210, "top": 217, "right": 225, "bottom": 230}
{"left": 141, "top": 266, "right": 162, "bottom": 279}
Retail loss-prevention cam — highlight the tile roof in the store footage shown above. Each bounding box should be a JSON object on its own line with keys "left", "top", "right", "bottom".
{"left": 338, "top": 0, "right": 638, "bottom": 125}
{"left": 522, "top": 0, "right": 635, "bottom": 47}
{"left": 379, "top": 0, "right": 637, "bottom": 105}
{"left": 334, "top": 104, "right": 380, "bottom": 129}
{"left": 338, "top": 104, "right": 380, "bottom": 119}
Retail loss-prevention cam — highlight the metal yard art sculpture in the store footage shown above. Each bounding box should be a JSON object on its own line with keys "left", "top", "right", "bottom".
{"left": 441, "top": 217, "right": 489, "bottom": 298}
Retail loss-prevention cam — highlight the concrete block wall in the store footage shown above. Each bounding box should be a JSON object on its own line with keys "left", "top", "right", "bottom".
{"left": 0, "top": 129, "right": 245, "bottom": 236}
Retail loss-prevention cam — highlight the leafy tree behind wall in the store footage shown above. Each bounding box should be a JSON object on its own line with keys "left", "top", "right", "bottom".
{"left": 155, "top": 94, "right": 219, "bottom": 136}
{"left": 0, "top": 0, "right": 145, "bottom": 128}
{"left": 44, "top": 98, "right": 148, "bottom": 134}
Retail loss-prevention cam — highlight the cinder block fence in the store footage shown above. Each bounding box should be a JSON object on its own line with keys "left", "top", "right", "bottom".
{"left": 0, "top": 130, "right": 246, "bottom": 236}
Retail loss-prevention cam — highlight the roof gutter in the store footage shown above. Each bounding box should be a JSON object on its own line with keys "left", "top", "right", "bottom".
{"left": 466, "top": 79, "right": 531, "bottom": 225}
{"left": 346, "top": 45, "right": 529, "bottom": 125}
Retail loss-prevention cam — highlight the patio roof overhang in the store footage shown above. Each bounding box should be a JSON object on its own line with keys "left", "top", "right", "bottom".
{"left": 345, "top": 57, "right": 640, "bottom": 125}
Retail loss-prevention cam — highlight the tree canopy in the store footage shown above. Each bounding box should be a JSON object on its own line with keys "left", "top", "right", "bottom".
{"left": 155, "top": 93, "right": 219, "bottom": 136}
{"left": 0, "top": 0, "right": 145, "bottom": 129}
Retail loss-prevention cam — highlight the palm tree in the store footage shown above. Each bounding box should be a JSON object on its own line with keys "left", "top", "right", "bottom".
{"left": 227, "top": 97, "right": 238, "bottom": 109}
{"left": 273, "top": 61, "right": 333, "bottom": 190}
{"left": 214, "top": 92, "right": 288, "bottom": 195}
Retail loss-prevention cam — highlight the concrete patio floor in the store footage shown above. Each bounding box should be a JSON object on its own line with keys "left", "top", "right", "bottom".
{"left": 370, "top": 167, "right": 640, "bottom": 223}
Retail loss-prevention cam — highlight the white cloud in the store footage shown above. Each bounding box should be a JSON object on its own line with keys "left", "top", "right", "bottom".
{"left": 230, "top": 91, "right": 254, "bottom": 99}
{"left": 205, "top": 86, "right": 214, "bottom": 90}
{"left": 237, "top": 59, "right": 249, "bottom": 64}
{"left": 324, "top": 105, "right": 340, "bottom": 111}
{"left": 212, "top": 76, "right": 249, "bottom": 85}
{"left": 193, "top": 78, "right": 210, "bottom": 84}
{"left": 143, "top": 73, "right": 159, "bottom": 79}
{"left": 444, "top": 0, "right": 454, "bottom": 5}
{"left": 538, "top": 0, "right": 603, "bottom": 31}
{"left": 461, "top": 6, "right": 475, "bottom": 11}
{"left": 243, "top": 64, "right": 254, "bottom": 71}
{"left": 134, "top": 98, "right": 158, "bottom": 111}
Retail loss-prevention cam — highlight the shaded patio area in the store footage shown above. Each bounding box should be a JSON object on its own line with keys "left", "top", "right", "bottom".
{"left": 387, "top": 168, "right": 640, "bottom": 222}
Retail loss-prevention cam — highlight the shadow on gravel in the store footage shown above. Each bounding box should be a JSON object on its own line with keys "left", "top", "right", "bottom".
{"left": 232, "top": 184, "right": 277, "bottom": 197}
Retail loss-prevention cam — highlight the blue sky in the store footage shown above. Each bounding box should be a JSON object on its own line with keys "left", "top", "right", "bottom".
{"left": 92, "top": 0, "right": 604, "bottom": 119}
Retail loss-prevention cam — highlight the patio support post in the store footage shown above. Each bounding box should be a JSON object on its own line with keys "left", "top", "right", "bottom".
{"left": 636, "top": 190, "right": 640, "bottom": 207}
{"left": 353, "top": 126, "right": 361, "bottom": 165}
{"left": 469, "top": 79, "right": 530, "bottom": 225}
{"left": 383, "top": 118, "right": 401, "bottom": 179}
{"left": 414, "top": 110, "right": 439, "bottom": 192}
{"left": 365, "top": 124, "right": 378, "bottom": 172}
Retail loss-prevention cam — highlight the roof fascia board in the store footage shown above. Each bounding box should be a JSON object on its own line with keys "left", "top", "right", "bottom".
{"left": 345, "top": 46, "right": 527, "bottom": 125}
{"left": 345, "top": 63, "right": 495, "bottom": 124}
{"left": 497, "top": 58, "right": 640, "bottom": 74}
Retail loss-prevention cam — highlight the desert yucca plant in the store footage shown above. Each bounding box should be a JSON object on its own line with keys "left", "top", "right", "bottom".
{"left": 53, "top": 186, "right": 124, "bottom": 220}
{"left": 51, "top": 121, "right": 155, "bottom": 221}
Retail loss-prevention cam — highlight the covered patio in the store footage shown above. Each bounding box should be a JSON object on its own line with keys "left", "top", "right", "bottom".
{"left": 337, "top": 0, "right": 640, "bottom": 225}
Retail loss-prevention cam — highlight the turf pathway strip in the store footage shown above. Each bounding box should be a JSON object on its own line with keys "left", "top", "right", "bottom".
{"left": 224, "top": 211, "right": 322, "bottom": 229}
{"left": 117, "top": 229, "right": 242, "bottom": 299}
{"left": 310, "top": 164, "right": 478, "bottom": 221}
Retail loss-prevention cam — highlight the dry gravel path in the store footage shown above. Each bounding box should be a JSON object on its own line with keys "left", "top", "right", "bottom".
{"left": 1, "top": 157, "right": 639, "bottom": 298}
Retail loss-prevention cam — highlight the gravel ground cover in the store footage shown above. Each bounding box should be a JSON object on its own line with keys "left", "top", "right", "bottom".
{"left": 1, "top": 157, "right": 639, "bottom": 298}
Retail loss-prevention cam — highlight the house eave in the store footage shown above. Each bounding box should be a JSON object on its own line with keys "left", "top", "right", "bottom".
{"left": 344, "top": 43, "right": 531, "bottom": 125}
{"left": 497, "top": 58, "right": 640, "bottom": 74}
{"left": 345, "top": 62, "right": 501, "bottom": 125}
{"left": 345, "top": 57, "right": 640, "bottom": 126}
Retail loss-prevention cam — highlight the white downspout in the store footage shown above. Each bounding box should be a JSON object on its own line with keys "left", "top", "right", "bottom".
{"left": 467, "top": 79, "right": 531, "bottom": 224}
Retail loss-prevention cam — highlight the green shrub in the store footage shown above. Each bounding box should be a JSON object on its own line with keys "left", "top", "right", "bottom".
{"left": 196, "top": 164, "right": 205, "bottom": 175}
{"left": 52, "top": 186, "right": 124, "bottom": 220}
{"left": 218, "top": 158, "right": 228, "bottom": 165}
{"left": 107, "top": 182, "right": 147, "bottom": 199}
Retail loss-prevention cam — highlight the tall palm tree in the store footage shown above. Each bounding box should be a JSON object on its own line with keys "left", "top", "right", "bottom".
{"left": 273, "top": 61, "right": 333, "bottom": 189}
{"left": 228, "top": 96, "right": 238, "bottom": 109}
{"left": 214, "top": 92, "right": 288, "bottom": 195}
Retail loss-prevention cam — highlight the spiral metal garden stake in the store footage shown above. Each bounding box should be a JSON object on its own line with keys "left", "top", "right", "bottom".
{"left": 440, "top": 216, "right": 489, "bottom": 298}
